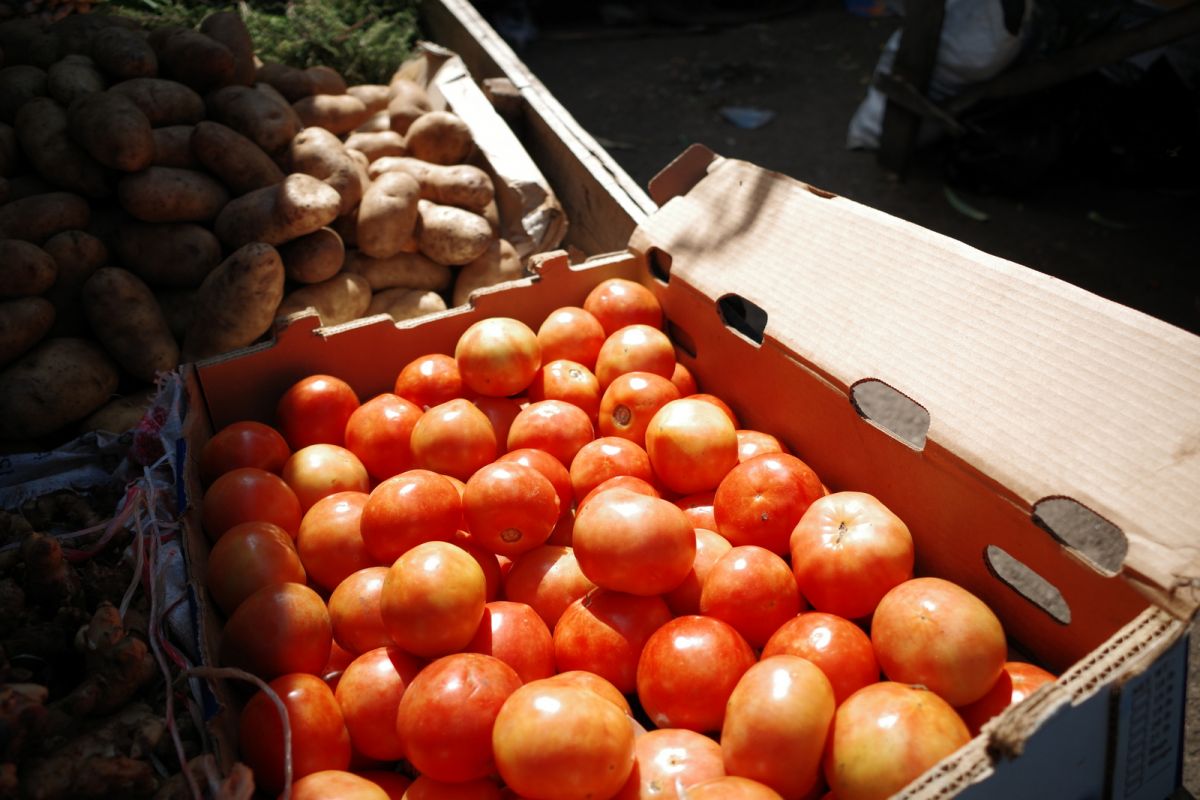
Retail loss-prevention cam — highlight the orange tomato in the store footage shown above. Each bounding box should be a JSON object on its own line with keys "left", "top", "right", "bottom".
{"left": 394, "top": 353, "right": 464, "bottom": 410}
{"left": 594, "top": 324, "right": 676, "bottom": 390}
{"left": 573, "top": 489, "right": 696, "bottom": 596}
{"left": 663, "top": 527, "right": 732, "bottom": 617}
{"left": 462, "top": 461, "right": 560, "bottom": 558}
{"left": 221, "top": 582, "right": 332, "bottom": 679}
{"left": 553, "top": 589, "right": 673, "bottom": 694}
{"left": 506, "top": 399, "right": 594, "bottom": 468}
{"left": 957, "top": 661, "right": 1056, "bottom": 736}
{"left": 290, "top": 770, "right": 390, "bottom": 800}
{"left": 645, "top": 398, "right": 739, "bottom": 495}
{"left": 328, "top": 567, "right": 393, "bottom": 655}
{"left": 762, "top": 612, "right": 880, "bottom": 706}
{"left": 359, "top": 469, "right": 461, "bottom": 564}
{"left": 735, "top": 429, "right": 790, "bottom": 462}
{"left": 199, "top": 420, "right": 290, "bottom": 485}
{"left": 282, "top": 443, "right": 370, "bottom": 513}
{"left": 537, "top": 306, "right": 606, "bottom": 370}
{"left": 201, "top": 466, "right": 303, "bottom": 542}
{"left": 343, "top": 393, "right": 422, "bottom": 481}
{"left": 380, "top": 541, "right": 486, "bottom": 658}
{"left": 699, "top": 545, "right": 803, "bottom": 649}
{"left": 497, "top": 448, "right": 574, "bottom": 518}
{"left": 713, "top": 453, "right": 824, "bottom": 555}
{"left": 335, "top": 646, "right": 423, "bottom": 762}
{"left": 464, "top": 600, "right": 556, "bottom": 683}
{"left": 455, "top": 317, "right": 541, "bottom": 397}
{"left": 410, "top": 398, "right": 498, "bottom": 481}
{"left": 206, "top": 520, "right": 306, "bottom": 615}
{"left": 276, "top": 374, "right": 360, "bottom": 450}
{"left": 613, "top": 727, "right": 726, "bottom": 800}
{"left": 502, "top": 544, "right": 596, "bottom": 630}
{"left": 669, "top": 361, "right": 698, "bottom": 396}
{"left": 582, "top": 277, "right": 663, "bottom": 335}
{"left": 295, "top": 491, "right": 374, "bottom": 593}
{"left": 526, "top": 359, "right": 601, "bottom": 421}
{"left": 598, "top": 371, "right": 680, "bottom": 447}
{"left": 471, "top": 395, "right": 524, "bottom": 454}
{"left": 569, "top": 436, "right": 654, "bottom": 503}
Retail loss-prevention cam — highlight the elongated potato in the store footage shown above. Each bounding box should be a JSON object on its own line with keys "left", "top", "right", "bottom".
{"left": 115, "top": 221, "right": 221, "bottom": 288}
{"left": 207, "top": 84, "right": 303, "bottom": 157}
{"left": 453, "top": 239, "right": 524, "bottom": 307}
{"left": 0, "top": 240, "right": 57, "bottom": 297}
{"left": 15, "top": 97, "right": 110, "bottom": 198}
{"left": 109, "top": 77, "right": 205, "bottom": 126}
{"left": 386, "top": 78, "right": 431, "bottom": 135}
{"left": 47, "top": 55, "right": 105, "bottom": 106}
{"left": 83, "top": 267, "right": 179, "bottom": 382}
{"left": 68, "top": 91, "right": 155, "bottom": 172}
{"left": 367, "top": 287, "right": 447, "bottom": 321}
{"left": 346, "top": 84, "right": 390, "bottom": 115}
{"left": 0, "top": 337, "right": 120, "bottom": 439}
{"left": 280, "top": 227, "right": 344, "bottom": 284}
{"left": 306, "top": 66, "right": 347, "bottom": 96}
{"left": 405, "top": 111, "right": 473, "bottom": 165}
{"left": 356, "top": 110, "right": 390, "bottom": 133}
{"left": 370, "top": 157, "right": 493, "bottom": 211}
{"left": 343, "top": 250, "right": 450, "bottom": 292}
{"left": 199, "top": 11, "right": 256, "bottom": 87}
{"left": 276, "top": 272, "right": 371, "bottom": 326}
{"left": 117, "top": 167, "right": 229, "bottom": 223}
{"left": 357, "top": 172, "right": 420, "bottom": 259}
{"left": 213, "top": 173, "right": 341, "bottom": 249}
{"left": 0, "top": 192, "right": 89, "bottom": 242}
{"left": 80, "top": 387, "right": 155, "bottom": 434}
{"left": 42, "top": 229, "right": 106, "bottom": 337}
{"left": 151, "top": 125, "right": 198, "bottom": 168}
{"left": 416, "top": 200, "right": 495, "bottom": 266}
{"left": 90, "top": 25, "right": 157, "bottom": 80}
{"left": 152, "top": 27, "right": 235, "bottom": 92}
{"left": 345, "top": 130, "right": 406, "bottom": 163}
{"left": 257, "top": 62, "right": 314, "bottom": 102}
{"left": 191, "top": 120, "right": 285, "bottom": 195}
{"left": 288, "top": 127, "right": 364, "bottom": 216}
{"left": 0, "top": 65, "right": 47, "bottom": 123}
{"left": 182, "top": 242, "right": 285, "bottom": 361}
{"left": 293, "top": 94, "right": 371, "bottom": 136}
{"left": 0, "top": 297, "right": 54, "bottom": 365}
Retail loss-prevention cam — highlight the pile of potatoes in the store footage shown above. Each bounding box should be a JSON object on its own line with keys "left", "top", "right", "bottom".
{"left": 0, "top": 11, "right": 527, "bottom": 443}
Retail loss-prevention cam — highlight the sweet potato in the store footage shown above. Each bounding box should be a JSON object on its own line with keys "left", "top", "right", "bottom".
{"left": 213, "top": 173, "right": 341, "bottom": 249}
{"left": 306, "top": 66, "right": 347, "bottom": 96}
{"left": 182, "top": 242, "right": 285, "bottom": 361}
{"left": 79, "top": 388, "right": 155, "bottom": 434}
{"left": 0, "top": 297, "right": 54, "bottom": 365}
{"left": 117, "top": 167, "right": 229, "bottom": 223}
{"left": 0, "top": 240, "right": 57, "bottom": 297}
{"left": 151, "top": 125, "right": 198, "bottom": 168}
{"left": 0, "top": 65, "right": 47, "bottom": 123}
{"left": 0, "top": 337, "right": 120, "bottom": 439}
{"left": 279, "top": 227, "right": 344, "bottom": 284}
{"left": 404, "top": 111, "right": 473, "bottom": 165}
{"left": 46, "top": 55, "right": 105, "bottom": 107}
{"left": 67, "top": 91, "right": 155, "bottom": 172}
{"left": 0, "top": 192, "right": 89, "bottom": 243}
{"left": 42, "top": 229, "right": 106, "bottom": 337}
{"left": 293, "top": 94, "right": 371, "bottom": 136}
{"left": 386, "top": 78, "right": 431, "bottom": 135}
{"left": 109, "top": 77, "right": 205, "bottom": 126}
{"left": 89, "top": 25, "right": 157, "bottom": 80}
{"left": 344, "top": 130, "right": 406, "bottom": 163}
{"left": 151, "top": 27, "right": 235, "bottom": 92}
{"left": 276, "top": 272, "right": 371, "bottom": 326}
{"left": 343, "top": 250, "right": 450, "bottom": 292}
{"left": 452, "top": 239, "right": 524, "bottom": 307}
{"left": 15, "top": 97, "right": 110, "bottom": 198}
{"left": 370, "top": 157, "right": 493, "bottom": 211}
{"left": 357, "top": 171, "right": 421, "bottom": 259}
{"left": 207, "top": 84, "right": 303, "bottom": 157}
{"left": 287, "top": 127, "right": 364, "bottom": 216}
{"left": 346, "top": 84, "right": 390, "bottom": 115}
{"left": 416, "top": 200, "right": 495, "bottom": 266}
{"left": 367, "top": 288, "right": 447, "bottom": 322}
{"left": 115, "top": 221, "right": 221, "bottom": 288}
{"left": 82, "top": 267, "right": 179, "bottom": 382}
{"left": 191, "top": 120, "right": 285, "bottom": 196}
{"left": 198, "top": 11, "right": 256, "bottom": 87}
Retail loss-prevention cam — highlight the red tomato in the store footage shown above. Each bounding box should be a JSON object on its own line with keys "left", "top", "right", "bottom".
{"left": 290, "top": 770, "right": 390, "bottom": 800}
{"left": 328, "top": 567, "right": 393, "bottom": 656}
{"left": 788, "top": 491, "right": 914, "bottom": 620}
{"left": 492, "top": 681, "right": 636, "bottom": 800}
{"left": 334, "top": 646, "right": 423, "bottom": 762}
{"left": 325, "top": 640, "right": 356, "bottom": 680}
{"left": 357, "top": 771, "right": 413, "bottom": 800}
{"left": 402, "top": 775, "right": 503, "bottom": 800}
{"left": 645, "top": 398, "right": 739, "bottom": 495}
{"left": 205, "top": 520, "right": 305, "bottom": 616}
{"left": 545, "top": 509, "right": 575, "bottom": 547}
{"left": 576, "top": 474, "right": 660, "bottom": 515}
{"left": 688, "top": 393, "right": 739, "bottom": 428}
{"left": 871, "top": 577, "right": 1008, "bottom": 707}
{"left": 396, "top": 653, "right": 523, "bottom": 782}
{"left": 497, "top": 448, "right": 574, "bottom": 518}
{"left": 380, "top": 541, "right": 486, "bottom": 657}
{"left": 824, "top": 682, "right": 970, "bottom": 800}
{"left": 296, "top": 491, "right": 373, "bottom": 593}
{"left": 472, "top": 395, "right": 524, "bottom": 453}
{"left": 453, "top": 531, "right": 504, "bottom": 602}
{"left": 462, "top": 461, "right": 560, "bottom": 558}
{"left": 394, "top": 353, "right": 464, "bottom": 410}
{"left": 573, "top": 489, "right": 696, "bottom": 596}
{"left": 684, "top": 777, "right": 785, "bottom": 800}
{"left": 553, "top": 589, "right": 673, "bottom": 694}
{"left": 956, "top": 661, "right": 1056, "bottom": 736}
{"left": 344, "top": 393, "right": 422, "bottom": 481}
{"left": 410, "top": 399, "right": 498, "bottom": 481}
{"left": 199, "top": 420, "right": 290, "bottom": 485}
{"left": 537, "top": 306, "right": 607, "bottom": 370}
{"left": 721, "top": 656, "right": 835, "bottom": 800}
{"left": 636, "top": 615, "right": 756, "bottom": 733}
{"left": 540, "top": 670, "right": 632, "bottom": 716}
{"left": 464, "top": 600, "right": 556, "bottom": 683}
{"left": 526, "top": 359, "right": 601, "bottom": 421}
{"left": 201, "top": 466, "right": 302, "bottom": 542}
{"left": 239, "top": 672, "right": 352, "bottom": 794}
{"left": 282, "top": 443, "right": 371, "bottom": 513}
{"left": 714, "top": 453, "right": 824, "bottom": 556}
{"left": 762, "top": 612, "right": 880, "bottom": 706}
{"left": 359, "top": 469, "right": 461, "bottom": 564}
{"left": 663, "top": 527, "right": 732, "bottom": 616}
{"left": 276, "top": 374, "right": 360, "bottom": 450}
{"left": 595, "top": 324, "right": 676, "bottom": 390}
{"left": 674, "top": 491, "right": 717, "bottom": 531}
{"left": 455, "top": 317, "right": 541, "bottom": 397}
{"left": 699, "top": 545, "right": 803, "bottom": 649}
{"left": 569, "top": 436, "right": 654, "bottom": 503}
{"left": 735, "top": 429, "right": 789, "bottom": 463}
{"left": 583, "top": 277, "right": 663, "bottom": 335}
{"left": 506, "top": 399, "right": 594, "bottom": 468}
{"left": 614, "top": 727, "right": 726, "bottom": 800}
{"left": 598, "top": 371, "right": 681, "bottom": 448}
{"left": 502, "top": 544, "right": 596, "bottom": 630}
{"left": 669, "top": 361, "right": 698, "bottom": 396}
{"left": 221, "top": 582, "right": 331, "bottom": 679}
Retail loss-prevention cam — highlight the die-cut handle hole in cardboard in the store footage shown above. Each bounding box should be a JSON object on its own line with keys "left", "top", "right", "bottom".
{"left": 1032, "top": 497, "right": 1127, "bottom": 577}
{"left": 647, "top": 247, "right": 672, "bottom": 284}
{"left": 717, "top": 293, "right": 767, "bottom": 346}
{"left": 850, "top": 379, "right": 930, "bottom": 451}
{"left": 985, "top": 544, "right": 1072, "bottom": 625}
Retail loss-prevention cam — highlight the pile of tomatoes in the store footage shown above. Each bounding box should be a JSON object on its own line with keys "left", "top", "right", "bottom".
{"left": 196, "top": 278, "right": 1056, "bottom": 800}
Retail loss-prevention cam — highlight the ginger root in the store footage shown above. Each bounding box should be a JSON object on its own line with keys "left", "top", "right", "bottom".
{"left": 55, "top": 603, "right": 156, "bottom": 718}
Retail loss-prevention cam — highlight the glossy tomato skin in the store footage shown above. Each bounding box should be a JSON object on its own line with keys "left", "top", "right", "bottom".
{"left": 464, "top": 600, "right": 556, "bottom": 683}
{"left": 410, "top": 398, "right": 498, "bottom": 481}
{"left": 956, "top": 661, "right": 1056, "bottom": 735}
{"left": 394, "top": 353, "right": 464, "bottom": 410}
{"left": 380, "top": 541, "right": 486, "bottom": 658}
{"left": 356, "top": 770, "right": 413, "bottom": 799}
{"left": 507, "top": 399, "right": 594, "bottom": 468}
{"left": 762, "top": 612, "right": 879, "bottom": 706}
{"left": 221, "top": 581, "right": 331, "bottom": 679}
{"left": 636, "top": 615, "right": 756, "bottom": 733}
{"left": 201, "top": 466, "right": 303, "bottom": 542}
{"left": 645, "top": 398, "right": 739, "bottom": 496}
{"left": 553, "top": 589, "right": 673, "bottom": 694}
{"left": 735, "top": 429, "right": 789, "bottom": 463}
{"left": 199, "top": 420, "right": 291, "bottom": 485}
{"left": 526, "top": 359, "right": 601, "bottom": 422}
{"left": 669, "top": 361, "right": 698, "bottom": 396}
{"left": 698, "top": 545, "right": 803, "bottom": 649}
{"left": 462, "top": 462, "right": 560, "bottom": 558}
{"left": 537, "top": 306, "right": 607, "bottom": 370}
{"left": 343, "top": 393, "right": 422, "bottom": 481}
{"left": 663, "top": 527, "right": 732, "bottom": 616}
{"left": 328, "top": 566, "right": 393, "bottom": 655}
{"left": 472, "top": 395, "right": 524, "bottom": 453}
{"left": 714, "top": 453, "right": 824, "bottom": 556}
{"left": 334, "top": 646, "right": 423, "bottom": 762}
{"left": 289, "top": 770, "right": 391, "bottom": 800}
{"left": 540, "top": 670, "right": 632, "bottom": 715}
{"left": 455, "top": 317, "right": 541, "bottom": 397}
{"left": 282, "top": 443, "right": 371, "bottom": 513}
{"left": 583, "top": 278, "right": 663, "bottom": 335}
{"left": 573, "top": 489, "right": 696, "bottom": 596}
{"left": 402, "top": 775, "right": 503, "bottom": 800}
{"left": 295, "top": 491, "right": 373, "bottom": 593}
{"left": 396, "top": 653, "right": 523, "bottom": 782}
{"left": 684, "top": 776, "right": 786, "bottom": 800}
{"left": 502, "top": 545, "right": 596, "bottom": 630}
{"left": 569, "top": 436, "right": 654, "bottom": 503}
{"left": 205, "top": 520, "right": 306, "bottom": 615}
{"left": 576, "top": 474, "right": 660, "bottom": 515}
{"left": 276, "top": 374, "right": 360, "bottom": 450}
{"left": 674, "top": 491, "right": 717, "bottom": 530}
{"left": 613, "top": 727, "right": 726, "bottom": 800}
{"left": 496, "top": 448, "right": 574, "bottom": 518}
{"left": 598, "top": 371, "right": 680, "bottom": 447}
{"left": 359, "top": 469, "right": 461, "bottom": 564}
{"left": 788, "top": 491, "right": 914, "bottom": 620}
{"left": 595, "top": 324, "right": 676, "bottom": 390}
{"left": 824, "top": 682, "right": 970, "bottom": 800}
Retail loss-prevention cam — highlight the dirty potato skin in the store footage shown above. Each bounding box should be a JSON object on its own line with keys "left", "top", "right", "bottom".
{"left": 213, "top": 173, "right": 341, "bottom": 249}
{"left": 116, "top": 167, "right": 230, "bottom": 223}
{"left": 182, "top": 242, "right": 285, "bottom": 361}
{"left": 191, "top": 120, "right": 285, "bottom": 195}
{"left": 279, "top": 227, "right": 344, "bottom": 284}
{"left": 0, "top": 192, "right": 89, "bottom": 242}
{"left": 82, "top": 267, "right": 179, "bottom": 383}
{"left": 276, "top": 271, "right": 372, "bottom": 326}
{"left": 416, "top": 200, "right": 495, "bottom": 266}
{"left": 0, "top": 297, "right": 54, "bottom": 365}
{"left": 0, "top": 239, "right": 57, "bottom": 297}
{"left": 0, "top": 337, "right": 120, "bottom": 440}
{"left": 114, "top": 221, "right": 221, "bottom": 288}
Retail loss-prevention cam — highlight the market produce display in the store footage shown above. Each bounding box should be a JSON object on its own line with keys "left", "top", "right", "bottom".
{"left": 197, "top": 278, "right": 1059, "bottom": 800}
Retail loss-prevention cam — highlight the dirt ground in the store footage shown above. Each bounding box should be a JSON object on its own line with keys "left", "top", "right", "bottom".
{"left": 506, "top": 1, "right": 1200, "bottom": 796}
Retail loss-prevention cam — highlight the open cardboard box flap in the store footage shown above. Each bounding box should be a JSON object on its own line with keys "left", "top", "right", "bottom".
{"left": 634, "top": 145, "right": 1200, "bottom": 623}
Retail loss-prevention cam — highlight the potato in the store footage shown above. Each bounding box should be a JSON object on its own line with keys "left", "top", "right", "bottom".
{"left": 0, "top": 123, "right": 19, "bottom": 177}
{"left": 481, "top": 198, "right": 500, "bottom": 233}
{"left": 386, "top": 78, "right": 431, "bottom": 135}
{"left": 109, "top": 77, "right": 205, "bottom": 126}
{"left": 357, "top": 171, "right": 420, "bottom": 259}
{"left": 0, "top": 192, "right": 89, "bottom": 243}
{"left": 280, "top": 227, "right": 344, "bottom": 284}
{"left": 0, "top": 240, "right": 57, "bottom": 297}
{"left": 154, "top": 287, "right": 195, "bottom": 341}
{"left": 68, "top": 90, "right": 155, "bottom": 172}
{"left": 276, "top": 272, "right": 371, "bottom": 326}
{"left": 293, "top": 94, "right": 371, "bottom": 136}
{"left": 416, "top": 200, "right": 495, "bottom": 266}
{"left": 5, "top": 176, "right": 52, "bottom": 202}
{"left": 214, "top": 173, "right": 341, "bottom": 249}
{"left": 370, "top": 157, "right": 493, "bottom": 212}
{"left": 0, "top": 297, "right": 54, "bottom": 365}
{"left": 346, "top": 84, "right": 390, "bottom": 115}
{"left": 151, "top": 27, "right": 235, "bottom": 92}
{"left": 330, "top": 209, "right": 358, "bottom": 249}
{"left": 15, "top": 97, "right": 110, "bottom": 198}
{"left": 83, "top": 267, "right": 179, "bottom": 383}
{"left": 192, "top": 120, "right": 285, "bottom": 195}
{"left": 344, "top": 130, "right": 406, "bottom": 163}
{"left": 256, "top": 62, "right": 314, "bottom": 102}
{"left": 117, "top": 167, "right": 230, "bottom": 223}
{"left": 0, "top": 20, "right": 59, "bottom": 69}
{"left": 0, "top": 337, "right": 120, "bottom": 439}
{"left": 51, "top": 13, "right": 140, "bottom": 57}
{"left": 288, "top": 127, "right": 364, "bottom": 217}
{"left": 344, "top": 250, "right": 451, "bottom": 292}
{"left": 367, "top": 288, "right": 447, "bottom": 322}
{"left": 79, "top": 387, "right": 155, "bottom": 435}
{"left": 115, "top": 221, "right": 221, "bottom": 288}
{"left": 89, "top": 25, "right": 156, "bottom": 80}
{"left": 0, "top": 65, "right": 47, "bottom": 124}
{"left": 356, "top": 110, "right": 390, "bottom": 133}
{"left": 207, "top": 84, "right": 303, "bottom": 157}
{"left": 405, "top": 111, "right": 474, "bottom": 166}
{"left": 306, "top": 66, "right": 347, "bottom": 96}
{"left": 182, "top": 242, "right": 285, "bottom": 362}
{"left": 199, "top": 11, "right": 256, "bottom": 87}
{"left": 453, "top": 239, "right": 524, "bottom": 307}
{"left": 42, "top": 229, "right": 106, "bottom": 337}
{"left": 47, "top": 55, "right": 105, "bottom": 107}
{"left": 151, "top": 125, "right": 198, "bottom": 168}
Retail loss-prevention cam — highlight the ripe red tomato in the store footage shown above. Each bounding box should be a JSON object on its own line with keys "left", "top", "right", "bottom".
{"left": 199, "top": 420, "right": 290, "bottom": 485}
{"left": 455, "top": 317, "right": 541, "bottom": 397}
{"left": 663, "top": 527, "right": 732, "bottom": 616}
{"left": 394, "top": 353, "right": 464, "bottom": 409}
{"left": 464, "top": 600, "right": 556, "bottom": 683}
{"left": 721, "top": 655, "right": 835, "bottom": 800}
{"left": 356, "top": 771, "right": 413, "bottom": 799}
{"left": 276, "top": 374, "right": 360, "bottom": 450}
{"left": 343, "top": 393, "right": 422, "bottom": 481}
{"left": 507, "top": 399, "right": 594, "bottom": 467}
{"left": 221, "top": 582, "right": 331, "bottom": 679}
{"left": 573, "top": 489, "right": 696, "bottom": 596}
{"left": 295, "top": 491, "right": 373, "bottom": 593}
{"left": 583, "top": 277, "right": 663, "bottom": 335}
{"left": 526, "top": 359, "right": 601, "bottom": 421}
{"left": 201, "top": 466, "right": 302, "bottom": 542}
{"left": 281, "top": 443, "right": 370, "bottom": 513}
{"left": 493, "top": 681, "right": 637, "bottom": 800}
{"left": 334, "top": 646, "right": 423, "bottom": 762}
{"left": 540, "top": 670, "right": 632, "bottom": 715}
{"left": 396, "top": 653, "right": 523, "bottom": 782}
{"left": 614, "top": 727, "right": 726, "bottom": 800}
{"left": 359, "top": 469, "right": 461, "bottom": 564}
{"left": 453, "top": 531, "right": 504, "bottom": 602}
{"left": 576, "top": 474, "right": 660, "bottom": 515}
{"left": 788, "top": 491, "right": 914, "bottom": 620}
{"left": 872, "top": 577, "right": 1008, "bottom": 707}
{"left": 402, "top": 775, "right": 503, "bottom": 800}
{"left": 688, "top": 393, "right": 739, "bottom": 428}
{"left": 290, "top": 770, "right": 390, "bottom": 800}
{"left": 956, "top": 661, "right": 1056, "bottom": 736}
{"left": 762, "top": 612, "right": 880, "bottom": 706}
{"left": 669, "top": 361, "right": 698, "bottom": 396}
{"left": 569, "top": 436, "right": 654, "bottom": 503}
{"left": 502, "top": 544, "right": 596, "bottom": 630}
{"left": 598, "top": 371, "right": 681, "bottom": 448}
{"left": 328, "top": 567, "right": 393, "bottom": 655}
{"left": 537, "top": 305, "right": 607, "bottom": 370}
{"left": 636, "top": 615, "right": 756, "bottom": 733}
{"left": 553, "top": 589, "right": 673, "bottom": 694}
{"left": 684, "top": 776, "right": 785, "bottom": 800}
{"left": 410, "top": 398, "right": 498, "bottom": 481}
{"left": 595, "top": 325, "right": 676, "bottom": 391}
{"left": 380, "top": 541, "right": 486, "bottom": 657}
{"left": 735, "top": 429, "right": 789, "bottom": 463}
{"left": 674, "top": 490, "right": 717, "bottom": 530}
{"left": 205, "top": 520, "right": 305, "bottom": 616}
{"left": 239, "top": 672, "right": 352, "bottom": 794}
{"left": 823, "top": 682, "right": 970, "bottom": 800}
{"left": 699, "top": 545, "right": 803, "bottom": 649}
{"left": 714, "top": 453, "right": 824, "bottom": 556}
{"left": 462, "top": 461, "right": 560, "bottom": 558}
{"left": 471, "top": 395, "right": 524, "bottom": 452}
{"left": 496, "top": 448, "right": 574, "bottom": 518}
{"left": 645, "top": 398, "right": 739, "bottom": 495}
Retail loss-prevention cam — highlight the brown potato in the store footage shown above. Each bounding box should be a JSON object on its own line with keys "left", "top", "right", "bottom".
{"left": 42, "top": 229, "right": 106, "bottom": 337}
{"left": 207, "top": 84, "right": 303, "bottom": 157}
{"left": 355, "top": 110, "right": 391, "bottom": 133}
{"left": 0, "top": 19, "right": 59, "bottom": 69}
{"left": 0, "top": 66, "right": 46, "bottom": 123}
{"left": 0, "top": 123, "right": 19, "bottom": 177}
{"left": 89, "top": 25, "right": 157, "bottom": 80}
{"left": 369, "top": 157, "right": 493, "bottom": 212}
{"left": 15, "top": 97, "right": 110, "bottom": 198}
{"left": 79, "top": 387, "right": 155, "bottom": 435}
{"left": 276, "top": 272, "right": 371, "bottom": 326}
{"left": 343, "top": 250, "right": 451, "bottom": 292}
{"left": 386, "top": 78, "right": 431, "bottom": 135}
{"left": 192, "top": 120, "right": 286, "bottom": 196}
{"left": 416, "top": 200, "right": 495, "bottom": 266}
{"left": 367, "top": 287, "right": 447, "bottom": 322}
{"left": 256, "top": 62, "right": 314, "bottom": 102}
{"left": 305, "top": 66, "right": 347, "bottom": 96}
{"left": 357, "top": 171, "right": 421, "bottom": 259}
{"left": 344, "top": 130, "right": 406, "bottom": 163}
{"left": 0, "top": 337, "right": 120, "bottom": 439}
{"left": 83, "top": 267, "right": 179, "bottom": 382}
{"left": 293, "top": 94, "right": 371, "bottom": 136}
{"left": 47, "top": 55, "right": 105, "bottom": 107}
{"left": 0, "top": 240, "right": 57, "bottom": 297}
{"left": 280, "top": 227, "right": 344, "bottom": 284}
{"left": 0, "top": 297, "right": 54, "bottom": 365}
{"left": 151, "top": 27, "right": 235, "bottom": 92}
{"left": 154, "top": 287, "right": 195, "bottom": 341}
{"left": 67, "top": 90, "right": 155, "bottom": 172}
{"left": 115, "top": 221, "right": 221, "bottom": 288}
{"left": 346, "top": 84, "right": 390, "bottom": 115}
{"left": 452, "top": 239, "right": 524, "bottom": 307}
{"left": 199, "top": 11, "right": 256, "bottom": 87}
{"left": 213, "top": 173, "right": 341, "bottom": 249}
{"left": 404, "top": 111, "right": 473, "bottom": 165}
{"left": 0, "top": 192, "right": 89, "bottom": 243}
{"left": 287, "top": 127, "right": 365, "bottom": 217}
{"left": 117, "top": 167, "right": 230, "bottom": 223}
{"left": 151, "top": 125, "right": 198, "bottom": 168}
{"left": 51, "top": 13, "right": 139, "bottom": 57}
{"left": 109, "top": 77, "right": 206, "bottom": 126}
{"left": 182, "top": 242, "right": 285, "bottom": 361}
